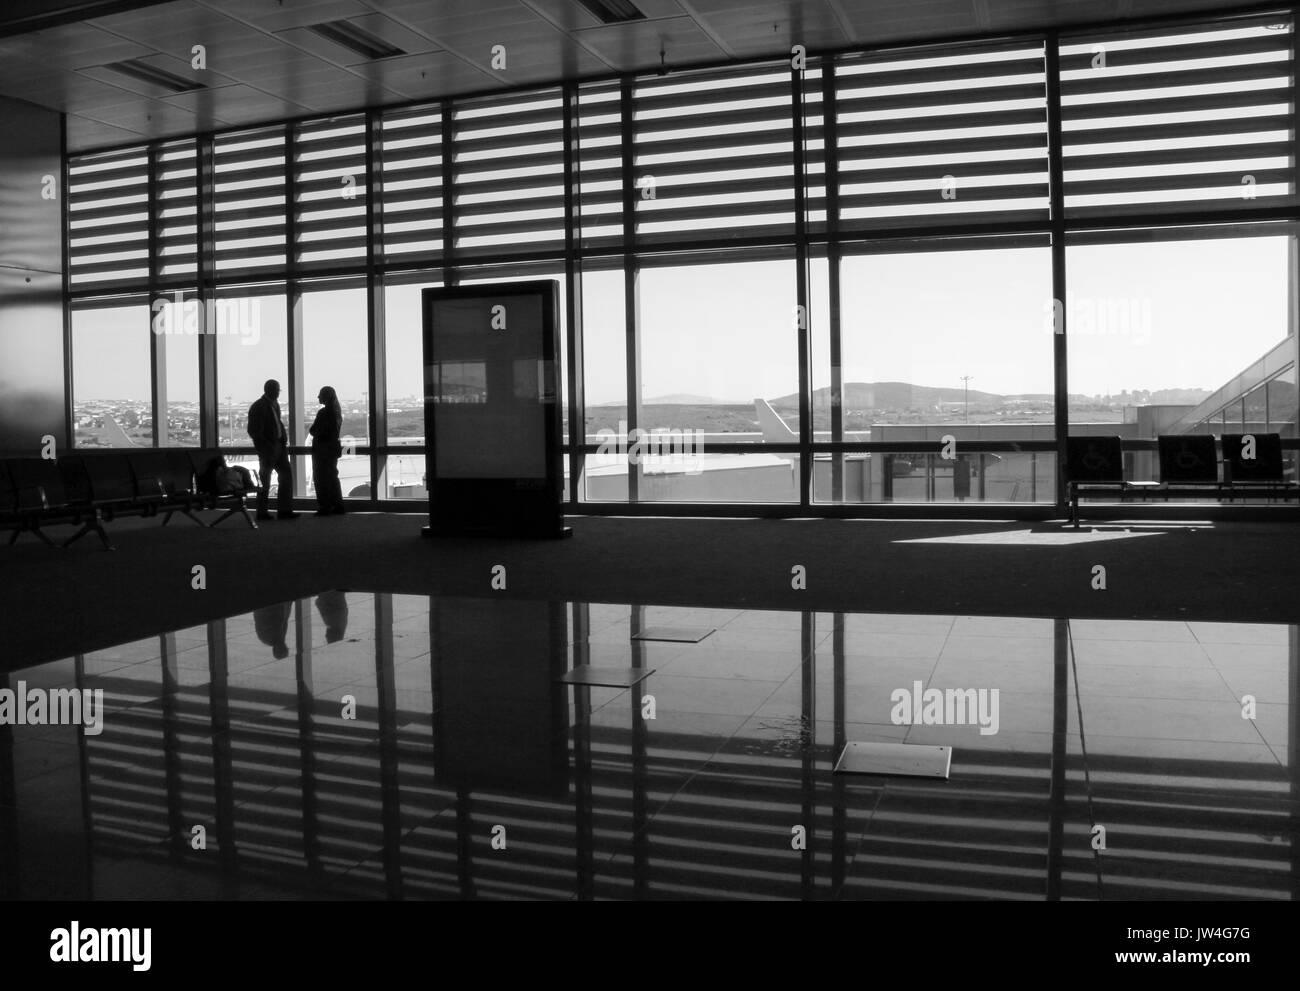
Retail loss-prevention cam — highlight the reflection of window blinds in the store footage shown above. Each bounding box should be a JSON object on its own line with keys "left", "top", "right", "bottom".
{"left": 381, "top": 105, "right": 442, "bottom": 264}
{"left": 156, "top": 139, "right": 198, "bottom": 283}
{"left": 78, "top": 652, "right": 1293, "bottom": 899}
{"left": 1060, "top": 19, "right": 1295, "bottom": 218}
{"left": 835, "top": 42, "right": 1050, "bottom": 230}
{"left": 214, "top": 126, "right": 286, "bottom": 277}
{"left": 452, "top": 89, "right": 565, "bottom": 261}
{"left": 68, "top": 147, "right": 150, "bottom": 287}
{"left": 630, "top": 64, "right": 796, "bottom": 247}
{"left": 294, "top": 115, "right": 367, "bottom": 268}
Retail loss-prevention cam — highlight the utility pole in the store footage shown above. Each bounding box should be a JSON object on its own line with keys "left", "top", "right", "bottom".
{"left": 960, "top": 375, "right": 973, "bottom": 424}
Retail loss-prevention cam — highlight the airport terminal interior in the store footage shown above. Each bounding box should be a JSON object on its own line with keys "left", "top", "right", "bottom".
{"left": 2, "top": 0, "right": 1300, "bottom": 900}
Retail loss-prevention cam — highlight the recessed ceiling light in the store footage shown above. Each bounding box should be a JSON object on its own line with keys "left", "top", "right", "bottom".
{"left": 101, "top": 59, "right": 202, "bottom": 94}
{"left": 306, "top": 19, "right": 405, "bottom": 60}
{"left": 577, "top": 0, "right": 646, "bottom": 25}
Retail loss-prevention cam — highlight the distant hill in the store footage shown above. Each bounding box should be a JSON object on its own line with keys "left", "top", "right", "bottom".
{"left": 773, "top": 382, "right": 1098, "bottom": 408}
{"left": 774, "top": 382, "right": 1000, "bottom": 408}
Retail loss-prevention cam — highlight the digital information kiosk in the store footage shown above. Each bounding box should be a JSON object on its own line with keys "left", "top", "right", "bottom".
{"left": 420, "top": 280, "right": 569, "bottom": 538}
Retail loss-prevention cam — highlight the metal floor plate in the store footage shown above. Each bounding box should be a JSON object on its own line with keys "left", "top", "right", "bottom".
{"left": 833, "top": 741, "right": 952, "bottom": 779}
{"left": 558, "top": 666, "right": 655, "bottom": 688}
{"left": 631, "top": 626, "right": 715, "bottom": 643}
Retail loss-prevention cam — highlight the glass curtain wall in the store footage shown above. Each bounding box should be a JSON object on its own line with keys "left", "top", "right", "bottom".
{"left": 62, "top": 9, "right": 1300, "bottom": 513}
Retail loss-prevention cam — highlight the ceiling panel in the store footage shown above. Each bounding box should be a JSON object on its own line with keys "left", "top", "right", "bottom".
{"left": 181, "top": 32, "right": 324, "bottom": 76}
{"left": 987, "top": 0, "right": 1122, "bottom": 31}
{"left": 0, "top": 22, "right": 156, "bottom": 66}
{"left": 199, "top": 0, "right": 375, "bottom": 31}
{"left": 574, "top": 15, "right": 727, "bottom": 70}
{"left": 66, "top": 115, "right": 150, "bottom": 148}
{"left": 75, "top": 96, "right": 201, "bottom": 134}
{"left": 86, "top": 0, "right": 244, "bottom": 51}
{"left": 159, "top": 82, "right": 314, "bottom": 124}
{"left": 346, "top": 51, "right": 498, "bottom": 100}
{"left": 683, "top": 0, "right": 851, "bottom": 56}
{"left": 376, "top": 0, "right": 613, "bottom": 77}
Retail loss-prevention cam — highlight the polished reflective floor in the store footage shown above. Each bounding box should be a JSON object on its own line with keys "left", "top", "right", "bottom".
{"left": 2, "top": 593, "right": 1296, "bottom": 900}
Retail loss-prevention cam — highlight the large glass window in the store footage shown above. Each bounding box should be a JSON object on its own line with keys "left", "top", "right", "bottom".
{"left": 636, "top": 257, "right": 800, "bottom": 503}
{"left": 301, "top": 283, "right": 369, "bottom": 502}
{"left": 1066, "top": 237, "right": 1290, "bottom": 430}
{"left": 72, "top": 305, "right": 151, "bottom": 448}
{"left": 1268, "top": 368, "right": 1296, "bottom": 437}
{"left": 381, "top": 276, "right": 441, "bottom": 501}
{"left": 581, "top": 266, "right": 627, "bottom": 502}
{"left": 154, "top": 291, "right": 199, "bottom": 447}
{"left": 215, "top": 288, "right": 287, "bottom": 451}
{"left": 830, "top": 245, "right": 1054, "bottom": 503}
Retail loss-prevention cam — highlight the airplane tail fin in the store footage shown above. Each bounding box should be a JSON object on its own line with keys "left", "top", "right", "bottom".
{"left": 754, "top": 399, "right": 797, "bottom": 443}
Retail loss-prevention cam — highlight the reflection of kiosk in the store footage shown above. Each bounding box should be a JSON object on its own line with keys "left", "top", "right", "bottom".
{"left": 432, "top": 597, "right": 569, "bottom": 797}
{"left": 420, "top": 281, "right": 568, "bottom": 538}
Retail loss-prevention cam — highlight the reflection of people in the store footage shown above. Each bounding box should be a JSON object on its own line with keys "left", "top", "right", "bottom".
{"left": 315, "top": 590, "right": 349, "bottom": 643}
{"left": 247, "top": 378, "right": 298, "bottom": 520}
{"left": 309, "top": 385, "right": 345, "bottom": 516}
{"left": 253, "top": 602, "right": 292, "bottom": 659}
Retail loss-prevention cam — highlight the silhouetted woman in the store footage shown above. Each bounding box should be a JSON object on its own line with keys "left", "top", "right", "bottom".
{"left": 309, "top": 385, "right": 346, "bottom": 515}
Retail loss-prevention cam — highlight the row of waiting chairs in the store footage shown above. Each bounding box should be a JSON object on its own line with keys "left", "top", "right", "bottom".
{"left": 0, "top": 449, "right": 256, "bottom": 551}
{"left": 1066, "top": 432, "right": 1299, "bottom": 527}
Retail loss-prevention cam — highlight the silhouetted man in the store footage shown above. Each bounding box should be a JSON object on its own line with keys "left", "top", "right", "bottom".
{"left": 247, "top": 378, "right": 298, "bottom": 520}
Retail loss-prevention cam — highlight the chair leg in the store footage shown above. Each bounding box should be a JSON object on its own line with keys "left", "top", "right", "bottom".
{"left": 210, "top": 500, "right": 258, "bottom": 530}
{"left": 163, "top": 506, "right": 206, "bottom": 527}
{"left": 31, "top": 525, "right": 59, "bottom": 549}
{"left": 64, "top": 511, "right": 114, "bottom": 551}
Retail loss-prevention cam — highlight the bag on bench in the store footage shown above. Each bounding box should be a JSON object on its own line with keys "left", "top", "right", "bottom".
{"left": 215, "top": 463, "right": 253, "bottom": 495}
{"left": 197, "top": 455, "right": 251, "bottom": 496}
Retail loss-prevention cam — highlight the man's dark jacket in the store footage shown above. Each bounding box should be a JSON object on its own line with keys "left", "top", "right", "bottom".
{"left": 247, "top": 395, "right": 286, "bottom": 455}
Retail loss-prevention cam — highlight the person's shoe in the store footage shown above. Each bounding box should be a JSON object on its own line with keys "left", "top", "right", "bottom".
{"left": 332, "top": 506, "right": 347, "bottom": 515}
{"left": 277, "top": 511, "right": 300, "bottom": 520}
{"left": 256, "top": 512, "right": 274, "bottom": 521}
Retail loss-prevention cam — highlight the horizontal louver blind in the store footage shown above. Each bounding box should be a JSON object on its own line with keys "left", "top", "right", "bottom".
{"left": 214, "top": 127, "right": 286, "bottom": 277}
{"left": 1060, "top": 20, "right": 1295, "bottom": 218}
{"left": 578, "top": 80, "right": 622, "bottom": 255}
{"left": 381, "top": 105, "right": 442, "bottom": 264}
{"left": 295, "top": 115, "right": 367, "bottom": 268}
{"left": 68, "top": 147, "right": 149, "bottom": 288}
{"left": 452, "top": 89, "right": 565, "bottom": 260}
{"left": 804, "top": 64, "right": 827, "bottom": 236}
{"left": 156, "top": 139, "right": 197, "bottom": 283}
{"left": 835, "top": 43, "right": 1049, "bottom": 230}
{"left": 632, "top": 64, "right": 795, "bottom": 247}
